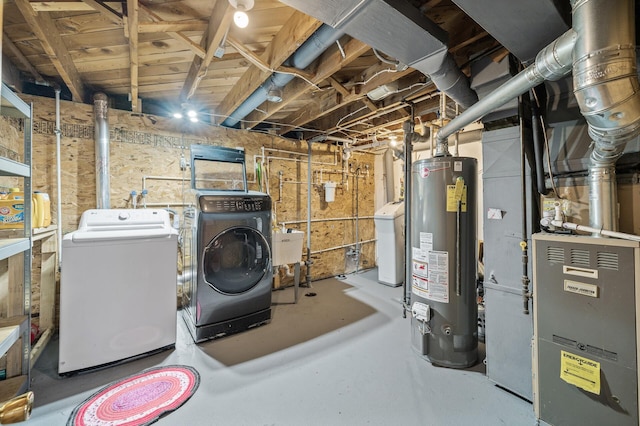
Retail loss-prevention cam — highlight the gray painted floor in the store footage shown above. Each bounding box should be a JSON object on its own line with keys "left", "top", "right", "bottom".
{"left": 27, "top": 269, "right": 536, "bottom": 425}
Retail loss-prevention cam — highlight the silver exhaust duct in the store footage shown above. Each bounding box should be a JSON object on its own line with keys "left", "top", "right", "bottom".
{"left": 93, "top": 92, "right": 110, "bottom": 209}
{"left": 571, "top": 0, "right": 640, "bottom": 232}
{"left": 278, "top": 0, "right": 478, "bottom": 108}
{"left": 435, "top": 29, "right": 577, "bottom": 151}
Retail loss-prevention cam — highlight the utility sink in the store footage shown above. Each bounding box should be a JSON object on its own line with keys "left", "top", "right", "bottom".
{"left": 272, "top": 230, "right": 304, "bottom": 266}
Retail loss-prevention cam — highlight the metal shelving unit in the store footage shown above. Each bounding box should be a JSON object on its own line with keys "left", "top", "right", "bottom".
{"left": 0, "top": 82, "right": 32, "bottom": 398}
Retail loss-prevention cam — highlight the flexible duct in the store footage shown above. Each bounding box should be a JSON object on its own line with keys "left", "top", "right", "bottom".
{"left": 93, "top": 93, "right": 110, "bottom": 209}
{"left": 222, "top": 25, "right": 344, "bottom": 127}
{"left": 571, "top": 0, "right": 640, "bottom": 231}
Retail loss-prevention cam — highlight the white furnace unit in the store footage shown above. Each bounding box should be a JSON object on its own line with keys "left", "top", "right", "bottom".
{"left": 59, "top": 209, "right": 178, "bottom": 374}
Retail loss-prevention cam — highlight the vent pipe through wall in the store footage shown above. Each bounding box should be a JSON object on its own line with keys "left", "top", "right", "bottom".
{"left": 93, "top": 92, "right": 110, "bottom": 209}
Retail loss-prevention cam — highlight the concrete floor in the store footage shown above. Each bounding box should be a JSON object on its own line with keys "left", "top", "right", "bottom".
{"left": 27, "top": 269, "right": 536, "bottom": 425}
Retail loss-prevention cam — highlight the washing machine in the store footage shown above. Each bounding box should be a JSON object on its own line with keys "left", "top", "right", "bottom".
{"left": 181, "top": 190, "right": 273, "bottom": 342}
{"left": 59, "top": 209, "right": 178, "bottom": 374}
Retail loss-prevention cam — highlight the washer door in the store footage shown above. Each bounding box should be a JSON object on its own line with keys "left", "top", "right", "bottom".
{"left": 203, "top": 226, "right": 270, "bottom": 294}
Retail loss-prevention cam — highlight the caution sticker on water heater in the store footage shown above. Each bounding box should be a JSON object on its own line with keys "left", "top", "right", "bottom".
{"left": 560, "top": 350, "right": 601, "bottom": 395}
{"left": 411, "top": 252, "right": 449, "bottom": 303}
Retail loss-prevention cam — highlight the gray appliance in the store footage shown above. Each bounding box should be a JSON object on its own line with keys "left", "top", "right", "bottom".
{"left": 410, "top": 157, "right": 478, "bottom": 368}
{"left": 482, "top": 126, "right": 535, "bottom": 400}
{"left": 533, "top": 233, "right": 640, "bottom": 426}
{"left": 182, "top": 191, "right": 273, "bottom": 343}
{"left": 181, "top": 144, "right": 273, "bottom": 343}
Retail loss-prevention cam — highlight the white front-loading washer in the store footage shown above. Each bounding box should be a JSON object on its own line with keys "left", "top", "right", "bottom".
{"left": 59, "top": 209, "right": 178, "bottom": 374}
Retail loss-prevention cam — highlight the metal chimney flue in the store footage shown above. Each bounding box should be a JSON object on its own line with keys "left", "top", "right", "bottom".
{"left": 93, "top": 92, "right": 110, "bottom": 209}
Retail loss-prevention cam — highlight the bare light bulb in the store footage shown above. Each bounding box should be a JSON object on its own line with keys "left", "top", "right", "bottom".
{"left": 234, "top": 9, "right": 249, "bottom": 28}
{"left": 189, "top": 116, "right": 199, "bottom": 123}
{"left": 187, "top": 110, "right": 197, "bottom": 118}
{"left": 173, "top": 112, "right": 183, "bottom": 119}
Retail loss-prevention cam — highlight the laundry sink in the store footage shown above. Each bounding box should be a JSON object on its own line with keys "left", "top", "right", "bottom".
{"left": 272, "top": 230, "right": 304, "bottom": 266}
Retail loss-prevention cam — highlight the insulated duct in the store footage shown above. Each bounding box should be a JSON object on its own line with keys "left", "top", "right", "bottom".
{"left": 571, "top": 0, "right": 640, "bottom": 232}
{"left": 222, "top": 25, "right": 344, "bottom": 127}
{"left": 278, "top": 0, "right": 477, "bottom": 108}
{"left": 93, "top": 92, "right": 110, "bottom": 209}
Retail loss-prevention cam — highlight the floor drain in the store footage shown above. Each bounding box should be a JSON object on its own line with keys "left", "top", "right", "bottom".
{"left": 305, "top": 292, "right": 317, "bottom": 297}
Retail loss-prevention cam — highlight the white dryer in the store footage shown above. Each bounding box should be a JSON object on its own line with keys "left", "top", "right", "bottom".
{"left": 59, "top": 209, "right": 178, "bottom": 374}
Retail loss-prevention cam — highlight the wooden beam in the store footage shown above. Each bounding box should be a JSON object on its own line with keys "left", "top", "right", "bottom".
{"left": 328, "top": 77, "right": 350, "bottom": 97}
{"left": 126, "top": 0, "right": 139, "bottom": 111}
{"left": 244, "top": 39, "right": 370, "bottom": 129}
{"left": 3, "top": 32, "right": 46, "bottom": 84}
{"left": 15, "top": 0, "right": 86, "bottom": 101}
{"left": 30, "top": 2, "right": 94, "bottom": 12}
{"left": 138, "top": 20, "right": 208, "bottom": 33}
{"left": 226, "top": 36, "right": 270, "bottom": 71}
{"left": 139, "top": 5, "right": 205, "bottom": 58}
{"left": 81, "top": 0, "right": 123, "bottom": 26}
{"left": 180, "top": 1, "right": 234, "bottom": 101}
{"left": 450, "top": 30, "right": 489, "bottom": 54}
{"left": 217, "top": 12, "right": 322, "bottom": 121}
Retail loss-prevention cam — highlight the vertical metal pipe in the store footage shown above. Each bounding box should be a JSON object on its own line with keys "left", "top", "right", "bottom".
{"left": 403, "top": 110, "right": 414, "bottom": 317}
{"left": 93, "top": 93, "right": 110, "bottom": 209}
{"left": 306, "top": 140, "right": 312, "bottom": 287}
{"left": 571, "top": 0, "right": 640, "bottom": 232}
{"left": 588, "top": 164, "right": 619, "bottom": 231}
{"left": 55, "top": 89, "right": 63, "bottom": 267}
{"left": 519, "top": 95, "right": 530, "bottom": 314}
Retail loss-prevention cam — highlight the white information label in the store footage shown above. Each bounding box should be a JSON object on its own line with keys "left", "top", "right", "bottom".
{"left": 411, "top": 275, "right": 429, "bottom": 299}
{"left": 426, "top": 250, "right": 449, "bottom": 303}
{"left": 454, "top": 161, "right": 463, "bottom": 172}
{"left": 413, "top": 261, "right": 428, "bottom": 278}
{"left": 564, "top": 280, "right": 599, "bottom": 298}
{"left": 411, "top": 301, "right": 430, "bottom": 322}
{"left": 412, "top": 247, "right": 427, "bottom": 263}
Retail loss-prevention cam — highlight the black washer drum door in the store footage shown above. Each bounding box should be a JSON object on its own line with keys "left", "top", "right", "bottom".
{"left": 203, "top": 226, "right": 270, "bottom": 294}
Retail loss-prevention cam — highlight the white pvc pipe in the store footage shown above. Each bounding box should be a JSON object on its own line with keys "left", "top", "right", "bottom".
{"left": 55, "top": 89, "right": 62, "bottom": 268}
{"left": 540, "top": 203, "right": 640, "bottom": 242}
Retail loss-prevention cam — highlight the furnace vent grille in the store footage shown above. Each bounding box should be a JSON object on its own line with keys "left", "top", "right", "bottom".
{"left": 570, "top": 249, "right": 590, "bottom": 267}
{"left": 597, "top": 252, "right": 619, "bottom": 271}
{"left": 546, "top": 246, "right": 564, "bottom": 263}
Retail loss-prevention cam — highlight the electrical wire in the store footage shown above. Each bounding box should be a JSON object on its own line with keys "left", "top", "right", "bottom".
{"left": 531, "top": 89, "right": 561, "bottom": 199}
{"left": 373, "top": 48, "right": 399, "bottom": 65}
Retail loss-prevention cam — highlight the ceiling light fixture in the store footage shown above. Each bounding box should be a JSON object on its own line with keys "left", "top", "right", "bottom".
{"left": 228, "top": 0, "right": 254, "bottom": 29}
{"left": 266, "top": 86, "right": 283, "bottom": 103}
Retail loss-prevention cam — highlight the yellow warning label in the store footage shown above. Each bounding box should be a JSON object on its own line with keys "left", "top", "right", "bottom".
{"left": 446, "top": 185, "right": 467, "bottom": 212}
{"left": 560, "top": 350, "right": 600, "bottom": 395}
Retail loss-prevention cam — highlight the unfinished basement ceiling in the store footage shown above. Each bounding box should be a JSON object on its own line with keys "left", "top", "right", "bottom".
{"left": 2, "top": 0, "right": 570, "bottom": 143}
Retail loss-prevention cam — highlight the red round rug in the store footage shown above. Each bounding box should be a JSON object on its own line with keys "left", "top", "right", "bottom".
{"left": 67, "top": 365, "right": 200, "bottom": 426}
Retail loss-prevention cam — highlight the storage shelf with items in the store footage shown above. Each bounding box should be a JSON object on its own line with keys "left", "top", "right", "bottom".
{"left": 0, "top": 82, "right": 33, "bottom": 398}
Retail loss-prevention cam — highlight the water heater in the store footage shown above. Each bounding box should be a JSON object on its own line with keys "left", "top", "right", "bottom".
{"left": 410, "top": 157, "right": 478, "bottom": 368}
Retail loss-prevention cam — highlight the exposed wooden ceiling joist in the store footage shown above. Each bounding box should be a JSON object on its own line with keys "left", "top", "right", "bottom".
{"left": 2, "top": 31, "right": 45, "bottom": 84}
{"left": 126, "top": 0, "right": 139, "bottom": 111}
{"left": 180, "top": 0, "right": 234, "bottom": 102}
{"left": 81, "top": 0, "right": 124, "bottom": 26}
{"left": 139, "top": 5, "right": 206, "bottom": 59}
{"left": 14, "top": 0, "right": 86, "bottom": 101}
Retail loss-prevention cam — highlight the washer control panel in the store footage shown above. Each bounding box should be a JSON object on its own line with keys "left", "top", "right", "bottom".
{"left": 199, "top": 195, "right": 272, "bottom": 213}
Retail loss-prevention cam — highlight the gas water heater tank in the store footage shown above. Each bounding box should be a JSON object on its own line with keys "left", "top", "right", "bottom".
{"left": 410, "top": 157, "right": 478, "bottom": 368}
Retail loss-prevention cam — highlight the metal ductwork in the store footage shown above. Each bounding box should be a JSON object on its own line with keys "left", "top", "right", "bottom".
{"left": 450, "top": 0, "right": 570, "bottom": 64}
{"left": 93, "top": 92, "right": 110, "bottom": 209}
{"left": 572, "top": 0, "right": 640, "bottom": 232}
{"left": 279, "top": 0, "right": 478, "bottom": 108}
{"left": 221, "top": 25, "right": 344, "bottom": 127}
{"left": 435, "top": 29, "right": 577, "bottom": 151}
